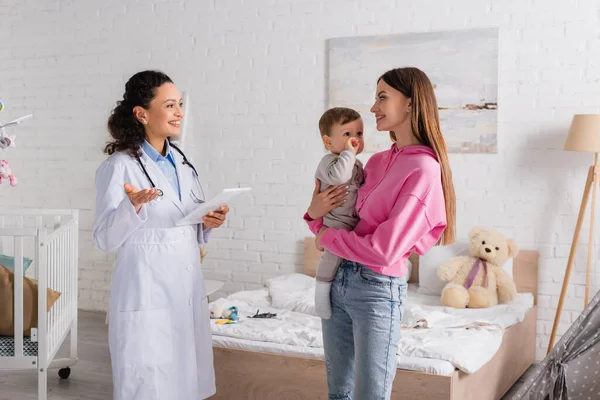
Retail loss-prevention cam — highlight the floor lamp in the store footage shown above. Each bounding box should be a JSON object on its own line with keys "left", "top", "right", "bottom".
{"left": 547, "top": 114, "right": 600, "bottom": 354}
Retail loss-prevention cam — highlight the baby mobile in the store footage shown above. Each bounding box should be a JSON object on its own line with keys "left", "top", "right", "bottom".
{"left": 0, "top": 99, "right": 33, "bottom": 187}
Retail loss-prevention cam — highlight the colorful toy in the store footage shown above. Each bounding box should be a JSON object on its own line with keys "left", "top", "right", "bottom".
{"left": 0, "top": 100, "right": 31, "bottom": 188}
{"left": 227, "top": 306, "right": 239, "bottom": 320}
{"left": 215, "top": 319, "right": 237, "bottom": 325}
{"left": 0, "top": 160, "right": 17, "bottom": 187}
{"left": 210, "top": 306, "right": 239, "bottom": 324}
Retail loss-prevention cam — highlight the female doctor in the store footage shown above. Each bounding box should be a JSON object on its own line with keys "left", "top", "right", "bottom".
{"left": 93, "top": 70, "right": 228, "bottom": 400}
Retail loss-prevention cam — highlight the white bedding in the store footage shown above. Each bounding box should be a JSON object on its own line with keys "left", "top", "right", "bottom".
{"left": 209, "top": 273, "right": 534, "bottom": 375}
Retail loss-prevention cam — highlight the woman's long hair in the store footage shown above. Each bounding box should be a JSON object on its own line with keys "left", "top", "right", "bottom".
{"left": 379, "top": 67, "right": 456, "bottom": 244}
{"left": 105, "top": 70, "right": 173, "bottom": 157}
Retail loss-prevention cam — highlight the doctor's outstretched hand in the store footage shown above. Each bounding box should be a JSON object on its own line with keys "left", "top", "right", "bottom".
{"left": 202, "top": 205, "right": 229, "bottom": 230}
{"left": 124, "top": 183, "right": 160, "bottom": 213}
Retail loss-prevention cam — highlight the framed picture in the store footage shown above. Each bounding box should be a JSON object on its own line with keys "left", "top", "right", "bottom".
{"left": 327, "top": 28, "right": 499, "bottom": 154}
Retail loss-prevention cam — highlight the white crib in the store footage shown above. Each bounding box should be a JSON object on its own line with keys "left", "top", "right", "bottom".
{"left": 0, "top": 209, "right": 79, "bottom": 400}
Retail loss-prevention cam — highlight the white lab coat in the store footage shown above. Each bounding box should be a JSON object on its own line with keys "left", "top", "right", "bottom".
{"left": 93, "top": 147, "right": 215, "bottom": 400}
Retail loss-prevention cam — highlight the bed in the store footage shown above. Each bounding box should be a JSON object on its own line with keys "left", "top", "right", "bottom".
{"left": 210, "top": 237, "right": 538, "bottom": 400}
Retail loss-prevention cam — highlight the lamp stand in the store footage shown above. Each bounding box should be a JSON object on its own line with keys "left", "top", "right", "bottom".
{"left": 547, "top": 152, "right": 599, "bottom": 354}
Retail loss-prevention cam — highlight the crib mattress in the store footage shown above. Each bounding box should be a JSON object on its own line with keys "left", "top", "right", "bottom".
{"left": 0, "top": 336, "right": 38, "bottom": 357}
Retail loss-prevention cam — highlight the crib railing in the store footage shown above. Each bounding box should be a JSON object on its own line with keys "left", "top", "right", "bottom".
{"left": 40, "top": 215, "right": 79, "bottom": 363}
{"left": 10, "top": 226, "right": 38, "bottom": 362}
{"left": 0, "top": 209, "right": 78, "bottom": 365}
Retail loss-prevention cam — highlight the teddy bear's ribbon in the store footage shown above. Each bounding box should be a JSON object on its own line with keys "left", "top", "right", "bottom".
{"left": 464, "top": 258, "right": 488, "bottom": 289}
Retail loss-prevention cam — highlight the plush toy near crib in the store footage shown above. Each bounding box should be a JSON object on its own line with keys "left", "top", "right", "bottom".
{"left": 0, "top": 99, "right": 32, "bottom": 188}
{"left": 0, "top": 160, "right": 17, "bottom": 186}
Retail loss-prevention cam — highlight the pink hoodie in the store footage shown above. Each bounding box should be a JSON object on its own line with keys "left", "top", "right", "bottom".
{"left": 304, "top": 144, "right": 447, "bottom": 278}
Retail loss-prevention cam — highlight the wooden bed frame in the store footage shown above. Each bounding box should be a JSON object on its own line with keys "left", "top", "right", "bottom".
{"left": 212, "top": 238, "right": 539, "bottom": 400}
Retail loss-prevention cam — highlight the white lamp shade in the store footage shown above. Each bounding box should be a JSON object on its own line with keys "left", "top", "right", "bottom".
{"left": 564, "top": 114, "right": 600, "bottom": 152}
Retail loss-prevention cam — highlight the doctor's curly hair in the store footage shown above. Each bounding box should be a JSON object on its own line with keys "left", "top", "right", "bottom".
{"left": 105, "top": 70, "right": 173, "bottom": 157}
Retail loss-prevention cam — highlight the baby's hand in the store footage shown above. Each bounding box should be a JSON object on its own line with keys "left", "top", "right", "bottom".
{"left": 346, "top": 138, "right": 359, "bottom": 154}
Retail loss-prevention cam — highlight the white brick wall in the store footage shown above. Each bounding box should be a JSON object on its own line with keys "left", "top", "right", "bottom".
{"left": 2, "top": 0, "right": 600, "bottom": 360}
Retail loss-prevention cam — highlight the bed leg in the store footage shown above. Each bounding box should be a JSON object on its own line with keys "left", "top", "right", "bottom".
{"left": 38, "top": 366, "right": 47, "bottom": 400}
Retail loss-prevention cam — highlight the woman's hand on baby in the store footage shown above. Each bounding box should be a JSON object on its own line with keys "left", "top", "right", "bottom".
{"left": 346, "top": 138, "right": 359, "bottom": 154}
{"left": 124, "top": 183, "right": 159, "bottom": 213}
{"left": 307, "top": 179, "right": 348, "bottom": 220}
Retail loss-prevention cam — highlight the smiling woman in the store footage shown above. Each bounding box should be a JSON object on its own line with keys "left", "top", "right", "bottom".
{"left": 305, "top": 67, "right": 456, "bottom": 400}
{"left": 105, "top": 70, "right": 180, "bottom": 158}
{"left": 93, "top": 70, "right": 230, "bottom": 400}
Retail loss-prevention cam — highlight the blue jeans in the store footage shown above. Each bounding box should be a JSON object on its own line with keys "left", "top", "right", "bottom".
{"left": 321, "top": 260, "right": 407, "bottom": 400}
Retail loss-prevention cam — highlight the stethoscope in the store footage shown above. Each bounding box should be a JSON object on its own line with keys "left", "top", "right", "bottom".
{"left": 136, "top": 143, "right": 205, "bottom": 203}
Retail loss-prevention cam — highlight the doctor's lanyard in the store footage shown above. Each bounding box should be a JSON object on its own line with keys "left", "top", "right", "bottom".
{"left": 135, "top": 143, "right": 205, "bottom": 204}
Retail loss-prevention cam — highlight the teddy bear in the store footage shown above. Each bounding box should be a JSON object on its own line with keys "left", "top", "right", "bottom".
{"left": 0, "top": 160, "right": 17, "bottom": 186}
{"left": 436, "top": 226, "right": 519, "bottom": 309}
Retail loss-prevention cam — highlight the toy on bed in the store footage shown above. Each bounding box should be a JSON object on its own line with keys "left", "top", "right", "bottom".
{"left": 210, "top": 305, "right": 239, "bottom": 324}
{"left": 249, "top": 309, "right": 277, "bottom": 319}
{"left": 436, "top": 226, "right": 519, "bottom": 309}
{"left": 0, "top": 160, "right": 17, "bottom": 186}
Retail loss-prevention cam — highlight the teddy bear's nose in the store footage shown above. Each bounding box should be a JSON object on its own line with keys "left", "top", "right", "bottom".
{"left": 485, "top": 247, "right": 491, "bottom": 253}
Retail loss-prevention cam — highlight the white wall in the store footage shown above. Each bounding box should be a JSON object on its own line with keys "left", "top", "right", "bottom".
{"left": 2, "top": 0, "right": 600, "bottom": 360}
